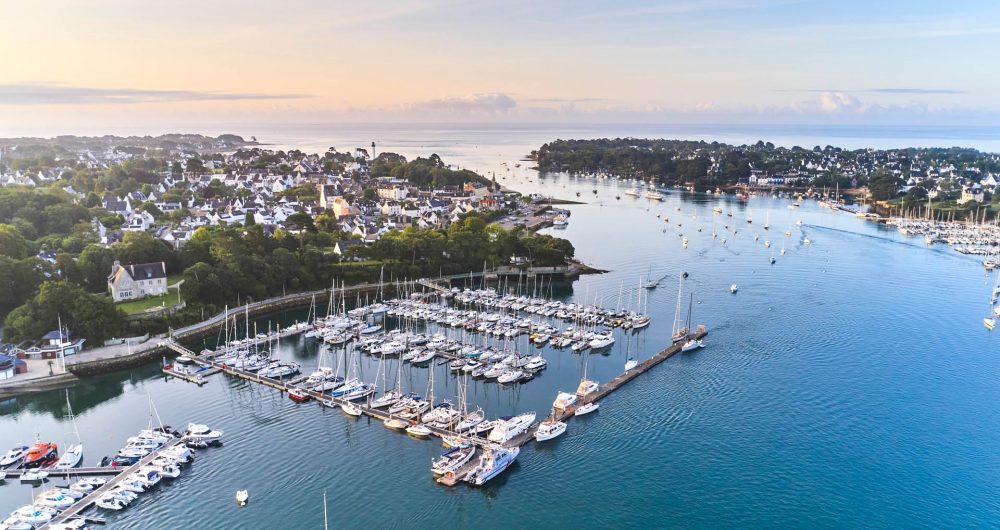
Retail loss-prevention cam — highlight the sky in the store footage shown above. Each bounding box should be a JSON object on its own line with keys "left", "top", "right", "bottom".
{"left": 1, "top": 0, "right": 999, "bottom": 135}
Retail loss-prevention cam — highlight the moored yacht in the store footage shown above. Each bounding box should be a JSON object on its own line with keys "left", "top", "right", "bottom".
{"left": 185, "top": 423, "right": 223, "bottom": 445}
{"left": 552, "top": 391, "right": 577, "bottom": 410}
{"left": 487, "top": 412, "right": 536, "bottom": 443}
{"left": 534, "top": 418, "right": 567, "bottom": 442}
{"left": 432, "top": 446, "right": 476, "bottom": 476}
{"left": 467, "top": 445, "right": 519, "bottom": 486}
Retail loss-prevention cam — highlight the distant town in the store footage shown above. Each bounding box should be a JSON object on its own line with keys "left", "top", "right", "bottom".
{"left": 0, "top": 134, "right": 575, "bottom": 374}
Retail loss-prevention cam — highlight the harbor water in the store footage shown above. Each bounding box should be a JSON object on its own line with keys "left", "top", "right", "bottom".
{"left": 2, "top": 133, "right": 1000, "bottom": 528}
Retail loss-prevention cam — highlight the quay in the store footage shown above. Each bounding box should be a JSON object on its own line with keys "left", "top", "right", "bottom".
{"left": 40, "top": 436, "right": 189, "bottom": 529}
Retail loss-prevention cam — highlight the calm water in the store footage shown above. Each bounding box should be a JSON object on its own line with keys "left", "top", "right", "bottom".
{"left": 3, "top": 132, "right": 1000, "bottom": 528}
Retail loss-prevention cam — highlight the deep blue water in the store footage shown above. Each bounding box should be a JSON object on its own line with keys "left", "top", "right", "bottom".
{"left": 3, "top": 136, "right": 1000, "bottom": 528}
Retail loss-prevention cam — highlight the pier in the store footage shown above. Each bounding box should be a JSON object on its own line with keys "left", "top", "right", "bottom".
{"left": 40, "top": 436, "right": 189, "bottom": 529}
{"left": 161, "top": 319, "right": 709, "bottom": 488}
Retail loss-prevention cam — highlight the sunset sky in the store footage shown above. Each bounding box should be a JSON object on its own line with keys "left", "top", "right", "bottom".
{"left": 2, "top": 0, "right": 998, "bottom": 134}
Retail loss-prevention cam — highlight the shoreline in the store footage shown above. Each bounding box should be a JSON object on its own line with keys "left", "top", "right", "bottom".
{"left": 0, "top": 262, "right": 602, "bottom": 397}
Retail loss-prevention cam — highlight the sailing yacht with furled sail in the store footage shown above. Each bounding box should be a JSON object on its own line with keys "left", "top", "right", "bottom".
{"left": 671, "top": 273, "right": 689, "bottom": 343}
{"left": 53, "top": 390, "right": 83, "bottom": 470}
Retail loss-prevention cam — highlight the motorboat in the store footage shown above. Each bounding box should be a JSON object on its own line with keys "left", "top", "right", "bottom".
{"left": 731, "top": 283, "right": 738, "bottom": 293}
{"left": 0, "top": 444, "right": 30, "bottom": 470}
{"left": 288, "top": 387, "right": 312, "bottom": 403}
{"left": 19, "top": 469, "right": 48, "bottom": 482}
{"left": 236, "top": 489, "right": 250, "bottom": 506}
{"left": 575, "top": 401, "right": 600, "bottom": 415}
{"left": 467, "top": 445, "right": 519, "bottom": 486}
{"left": 21, "top": 441, "right": 58, "bottom": 469}
{"left": 185, "top": 423, "right": 223, "bottom": 445}
{"left": 534, "top": 419, "right": 567, "bottom": 442}
{"left": 576, "top": 379, "right": 599, "bottom": 397}
{"left": 35, "top": 491, "right": 75, "bottom": 509}
{"left": 523, "top": 355, "right": 547, "bottom": 371}
{"left": 156, "top": 462, "right": 181, "bottom": 479}
{"left": 10, "top": 506, "right": 54, "bottom": 525}
{"left": 341, "top": 402, "right": 363, "bottom": 416}
{"left": 405, "top": 424, "right": 432, "bottom": 438}
{"left": 441, "top": 435, "right": 472, "bottom": 449}
{"left": 487, "top": 412, "right": 536, "bottom": 443}
{"left": 383, "top": 417, "right": 409, "bottom": 431}
{"left": 0, "top": 444, "right": 29, "bottom": 468}
{"left": 497, "top": 370, "right": 524, "bottom": 384}
{"left": 682, "top": 339, "right": 704, "bottom": 352}
{"left": 552, "top": 391, "right": 577, "bottom": 410}
{"left": 588, "top": 332, "right": 615, "bottom": 350}
{"left": 96, "top": 494, "right": 128, "bottom": 510}
{"left": 52, "top": 487, "right": 84, "bottom": 500}
{"left": 432, "top": 446, "right": 476, "bottom": 476}
{"left": 410, "top": 350, "right": 436, "bottom": 364}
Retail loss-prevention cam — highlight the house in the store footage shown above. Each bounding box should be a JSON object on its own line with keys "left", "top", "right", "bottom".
{"left": 20, "top": 329, "right": 86, "bottom": 360}
{"left": 961, "top": 183, "right": 984, "bottom": 204}
{"left": 333, "top": 239, "right": 364, "bottom": 258}
{"left": 108, "top": 260, "right": 168, "bottom": 301}
{"left": 122, "top": 210, "right": 155, "bottom": 232}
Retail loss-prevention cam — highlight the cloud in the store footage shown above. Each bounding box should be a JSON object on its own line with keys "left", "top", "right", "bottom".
{"left": 818, "top": 92, "right": 864, "bottom": 113}
{"left": 0, "top": 84, "right": 309, "bottom": 105}
{"left": 778, "top": 87, "right": 963, "bottom": 95}
{"left": 409, "top": 93, "right": 517, "bottom": 114}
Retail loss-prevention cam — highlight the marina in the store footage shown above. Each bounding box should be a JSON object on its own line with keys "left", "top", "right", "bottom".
{"left": 3, "top": 170, "right": 1000, "bottom": 528}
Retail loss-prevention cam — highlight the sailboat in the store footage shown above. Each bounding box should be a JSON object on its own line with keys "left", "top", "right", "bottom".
{"left": 985, "top": 269, "right": 999, "bottom": 330}
{"left": 671, "top": 273, "right": 689, "bottom": 343}
{"left": 53, "top": 390, "right": 83, "bottom": 470}
{"left": 681, "top": 294, "right": 705, "bottom": 352}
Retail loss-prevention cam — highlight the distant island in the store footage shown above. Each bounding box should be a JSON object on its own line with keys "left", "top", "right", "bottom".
{"left": 533, "top": 138, "right": 1000, "bottom": 215}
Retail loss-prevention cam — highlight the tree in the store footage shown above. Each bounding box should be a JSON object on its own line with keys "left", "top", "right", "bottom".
{"left": 0, "top": 224, "right": 31, "bottom": 259}
{"left": 285, "top": 212, "right": 316, "bottom": 249}
{"left": 3, "top": 281, "right": 122, "bottom": 344}
{"left": 186, "top": 158, "right": 205, "bottom": 173}
{"left": 0, "top": 256, "right": 44, "bottom": 317}
{"left": 362, "top": 188, "right": 378, "bottom": 201}
{"left": 78, "top": 245, "right": 116, "bottom": 292}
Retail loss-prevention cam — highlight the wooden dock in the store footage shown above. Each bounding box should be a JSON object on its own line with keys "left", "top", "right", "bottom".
{"left": 40, "top": 436, "right": 188, "bottom": 529}
{"left": 2, "top": 466, "right": 124, "bottom": 479}
{"left": 162, "top": 325, "right": 708, "bottom": 488}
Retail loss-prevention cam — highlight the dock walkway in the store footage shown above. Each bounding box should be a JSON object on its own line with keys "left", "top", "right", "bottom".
{"left": 41, "top": 436, "right": 188, "bottom": 529}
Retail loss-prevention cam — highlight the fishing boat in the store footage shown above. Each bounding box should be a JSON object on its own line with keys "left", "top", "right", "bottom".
{"left": 432, "top": 446, "right": 476, "bottom": 476}
{"left": 552, "top": 214, "right": 569, "bottom": 226}
{"left": 21, "top": 441, "right": 58, "bottom": 469}
{"left": 467, "top": 445, "right": 519, "bottom": 486}
{"left": 575, "top": 401, "right": 599, "bottom": 415}
{"left": 534, "top": 418, "right": 567, "bottom": 442}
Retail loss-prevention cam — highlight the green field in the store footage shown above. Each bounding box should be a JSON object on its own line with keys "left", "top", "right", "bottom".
{"left": 115, "top": 287, "right": 182, "bottom": 315}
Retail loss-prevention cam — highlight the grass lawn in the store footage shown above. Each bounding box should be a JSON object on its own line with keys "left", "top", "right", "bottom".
{"left": 116, "top": 287, "right": 182, "bottom": 315}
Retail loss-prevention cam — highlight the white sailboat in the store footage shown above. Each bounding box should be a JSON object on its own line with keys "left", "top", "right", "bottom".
{"left": 52, "top": 389, "right": 83, "bottom": 470}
